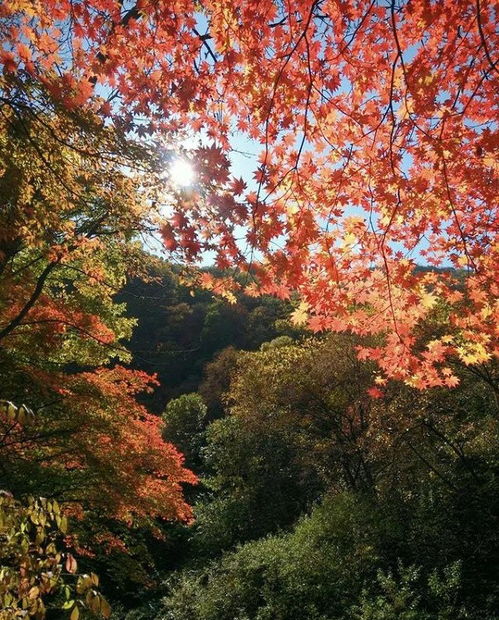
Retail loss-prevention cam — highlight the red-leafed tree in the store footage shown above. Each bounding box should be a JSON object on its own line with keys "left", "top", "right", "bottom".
{"left": 0, "top": 74, "right": 195, "bottom": 548}
{"left": 1, "top": 2, "right": 497, "bottom": 375}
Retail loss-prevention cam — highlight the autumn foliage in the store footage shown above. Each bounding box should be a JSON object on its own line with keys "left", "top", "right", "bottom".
{"left": 0, "top": 0, "right": 498, "bottom": 615}
{"left": 1, "top": 0, "right": 497, "bottom": 388}
{"left": 0, "top": 492, "right": 111, "bottom": 618}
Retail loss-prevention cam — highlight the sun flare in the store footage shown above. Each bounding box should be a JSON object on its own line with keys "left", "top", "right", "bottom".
{"left": 170, "top": 159, "right": 195, "bottom": 187}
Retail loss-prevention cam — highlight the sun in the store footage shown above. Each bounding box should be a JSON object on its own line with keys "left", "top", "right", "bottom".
{"left": 170, "top": 159, "right": 195, "bottom": 187}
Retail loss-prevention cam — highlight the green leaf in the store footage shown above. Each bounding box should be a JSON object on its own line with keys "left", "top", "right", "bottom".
{"left": 59, "top": 515, "right": 68, "bottom": 534}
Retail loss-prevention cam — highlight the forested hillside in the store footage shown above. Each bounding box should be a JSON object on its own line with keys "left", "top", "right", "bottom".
{"left": 117, "top": 259, "right": 298, "bottom": 412}
{"left": 117, "top": 278, "right": 499, "bottom": 619}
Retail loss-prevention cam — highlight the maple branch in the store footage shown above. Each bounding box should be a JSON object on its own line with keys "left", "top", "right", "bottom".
{"left": 338, "top": 0, "right": 375, "bottom": 57}
{"left": 192, "top": 27, "right": 218, "bottom": 63}
{"left": 441, "top": 152, "right": 477, "bottom": 272}
{"left": 244, "top": 1, "right": 320, "bottom": 278}
{"left": 475, "top": 0, "right": 499, "bottom": 76}
{"left": 373, "top": 1, "right": 416, "bottom": 348}
{"left": 269, "top": 17, "right": 287, "bottom": 28}
{"left": 0, "top": 261, "right": 59, "bottom": 344}
{"left": 255, "top": 0, "right": 319, "bottom": 207}
{"left": 92, "top": 1, "right": 142, "bottom": 70}
{"left": 294, "top": 35, "right": 313, "bottom": 171}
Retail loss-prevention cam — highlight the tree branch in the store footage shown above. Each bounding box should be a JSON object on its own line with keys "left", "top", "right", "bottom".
{"left": 0, "top": 261, "right": 59, "bottom": 343}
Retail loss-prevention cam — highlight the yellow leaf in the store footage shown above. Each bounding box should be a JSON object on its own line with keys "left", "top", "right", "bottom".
{"left": 420, "top": 290, "right": 437, "bottom": 309}
{"left": 457, "top": 343, "right": 491, "bottom": 365}
{"left": 291, "top": 301, "right": 309, "bottom": 326}
{"left": 342, "top": 232, "right": 357, "bottom": 247}
{"left": 222, "top": 290, "right": 237, "bottom": 304}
